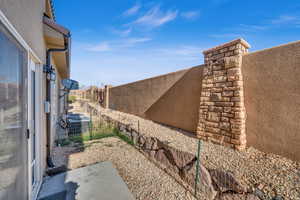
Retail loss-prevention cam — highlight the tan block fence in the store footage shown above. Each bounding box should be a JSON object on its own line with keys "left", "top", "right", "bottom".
{"left": 76, "top": 38, "right": 300, "bottom": 161}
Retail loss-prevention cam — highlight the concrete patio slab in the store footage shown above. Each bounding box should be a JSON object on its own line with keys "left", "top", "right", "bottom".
{"left": 38, "top": 161, "right": 135, "bottom": 200}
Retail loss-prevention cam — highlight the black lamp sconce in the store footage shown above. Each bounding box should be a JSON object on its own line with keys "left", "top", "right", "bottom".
{"left": 43, "top": 64, "right": 56, "bottom": 81}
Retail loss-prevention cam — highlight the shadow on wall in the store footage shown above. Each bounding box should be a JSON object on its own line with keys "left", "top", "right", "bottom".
{"left": 109, "top": 68, "right": 189, "bottom": 118}
{"left": 145, "top": 66, "right": 204, "bottom": 133}
{"left": 108, "top": 65, "right": 204, "bottom": 133}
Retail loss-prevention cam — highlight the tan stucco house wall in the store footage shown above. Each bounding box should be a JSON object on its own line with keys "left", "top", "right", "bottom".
{"left": 0, "top": 1, "right": 71, "bottom": 199}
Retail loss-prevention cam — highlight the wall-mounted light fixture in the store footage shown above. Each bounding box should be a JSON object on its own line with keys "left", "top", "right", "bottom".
{"left": 43, "top": 64, "right": 56, "bottom": 81}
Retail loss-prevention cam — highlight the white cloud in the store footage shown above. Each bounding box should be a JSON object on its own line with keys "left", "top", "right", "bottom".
{"left": 271, "top": 15, "right": 300, "bottom": 25}
{"left": 181, "top": 11, "right": 200, "bottom": 20}
{"left": 87, "top": 42, "right": 111, "bottom": 52}
{"left": 131, "top": 5, "right": 178, "bottom": 28}
{"left": 85, "top": 37, "right": 151, "bottom": 52}
{"left": 157, "top": 46, "right": 204, "bottom": 61}
{"left": 123, "top": 3, "right": 141, "bottom": 16}
{"left": 238, "top": 24, "right": 268, "bottom": 31}
{"left": 210, "top": 33, "right": 242, "bottom": 38}
{"left": 72, "top": 44, "right": 204, "bottom": 86}
{"left": 124, "top": 38, "right": 151, "bottom": 46}
{"left": 213, "top": 14, "right": 300, "bottom": 38}
{"left": 113, "top": 28, "right": 132, "bottom": 37}
{"left": 172, "top": 46, "right": 203, "bottom": 56}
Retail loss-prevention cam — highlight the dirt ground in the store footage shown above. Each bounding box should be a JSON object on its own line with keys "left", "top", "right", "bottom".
{"left": 53, "top": 137, "right": 196, "bottom": 200}
{"left": 64, "top": 101, "right": 300, "bottom": 199}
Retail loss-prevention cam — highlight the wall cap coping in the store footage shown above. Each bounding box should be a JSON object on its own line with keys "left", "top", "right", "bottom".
{"left": 203, "top": 38, "right": 251, "bottom": 55}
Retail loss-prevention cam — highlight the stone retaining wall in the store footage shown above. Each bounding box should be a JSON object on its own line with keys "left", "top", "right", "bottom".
{"left": 78, "top": 100, "right": 260, "bottom": 200}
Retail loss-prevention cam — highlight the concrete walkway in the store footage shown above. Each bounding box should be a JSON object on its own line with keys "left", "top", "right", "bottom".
{"left": 38, "top": 162, "right": 135, "bottom": 200}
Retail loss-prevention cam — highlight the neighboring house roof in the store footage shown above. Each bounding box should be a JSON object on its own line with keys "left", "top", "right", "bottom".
{"left": 49, "top": 0, "right": 56, "bottom": 21}
{"left": 45, "top": 0, "right": 56, "bottom": 21}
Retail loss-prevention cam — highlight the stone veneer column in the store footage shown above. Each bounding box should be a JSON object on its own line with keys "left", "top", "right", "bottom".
{"left": 197, "top": 39, "right": 250, "bottom": 150}
{"left": 104, "top": 85, "right": 111, "bottom": 109}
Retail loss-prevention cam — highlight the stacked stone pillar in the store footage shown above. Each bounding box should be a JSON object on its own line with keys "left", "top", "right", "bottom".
{"left": 104, "top": 85, "right": 112, "bottom": 109}
{"left": 197, "top": 39, "right": 250, "bottom": 150}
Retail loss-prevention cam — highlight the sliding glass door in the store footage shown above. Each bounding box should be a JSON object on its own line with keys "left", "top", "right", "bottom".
{"left": 0, "top": 22, "right": 28, "bottom": 200}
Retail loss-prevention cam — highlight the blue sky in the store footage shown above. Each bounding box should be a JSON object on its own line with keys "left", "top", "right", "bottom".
{"left": 54, "top": 0, "right": 300, "bottom": 86}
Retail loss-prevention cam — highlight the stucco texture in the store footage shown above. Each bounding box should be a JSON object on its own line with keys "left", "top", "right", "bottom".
{"left": 242, "top": 41, "right": 300, "bottom": 161}
{"left": 0, "top": 0, "right": 46, "bottom": 62}
{"left": 145, "top": 66, "right": 204, "bottom": 133}
{"left": 109, "top": 69, "right": 188, "bottom": 117}
{"left": 108, "top": 66, "right": 204, "bottom": 133}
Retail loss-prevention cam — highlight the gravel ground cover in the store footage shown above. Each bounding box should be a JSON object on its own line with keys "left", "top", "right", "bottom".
{"left": 53, "top": 137, "right": 196, "bottom": 200}
{"left": 77, "top": 101, "right": 300, "bottom": 200}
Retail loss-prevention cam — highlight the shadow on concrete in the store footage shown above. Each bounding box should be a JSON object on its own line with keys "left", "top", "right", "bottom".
{"left": 38, "top": 172, "right": 79, "bottom": 200}
{"left": 38, "top": 162, "right": 134, "bottom": 200}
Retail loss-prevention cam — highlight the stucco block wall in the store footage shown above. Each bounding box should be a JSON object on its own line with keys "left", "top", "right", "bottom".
{"left": 109, "top": 69, "right": 188, "bottom": 117}
{"left": 0, "top": 0, "right": 46, "bottom": 62}
{"left": 145, "top": 66, "right": 204, "bottom": 132}
{"left": 97, "top": 39, "right": 300, "bottom": 161}
{"left": 242, "top": 41, "right": 300, "bottom": 161}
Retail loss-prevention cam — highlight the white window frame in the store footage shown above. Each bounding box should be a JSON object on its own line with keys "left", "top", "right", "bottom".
{"left": 0, "top": 9, "right": 44, "bottom": 200}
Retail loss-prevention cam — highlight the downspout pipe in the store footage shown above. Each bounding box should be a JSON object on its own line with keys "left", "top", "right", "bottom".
{"left": 46, "top": 33, "right": 70, "bottom": 168}
{"left": 46, "top": 33, "right": 71, "bottom": 69}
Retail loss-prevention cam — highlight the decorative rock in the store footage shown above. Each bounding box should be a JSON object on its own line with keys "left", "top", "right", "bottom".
{"left": 131, "top": 130, "right": 139, "bottom": 144}
{"left": 209, "top": 169, "right": 247, "bottom": 193}
{"left": 180, "top": 162, "right": 217, "bottom": 199}
{"left": 137, "top": 135, "right": 146, "bottom": 147}
{"left": 253, "top": 188, "right": 266, "bottom": 200}
{"left": 222, "top": 91, "right": 234, "bottom": 97}
{"left": 154, "top": 149, "right": 177, "bottom": 172}
{"left": 220, "top": 122, "right": 230, "bottom": 131}
{"left": 205, "top": 127, "right": 221, "bottom": 134}
{"left": 208, "top": 112, "right": 220, "bottom": 122}
{"left": 209, "top": 106, "right": 223, "bottom": 112}
{"left": 206, "top": 121, "right": 220, "bottom": 128}
{"left": 224, "top": 56, "right": 242, "bottom": 69}
{"left": 227, "top": 68, "right": 241, "bottom": 76}
{"left": 151, "top": 137, "right": 165, "bottom": 150}
{"left": 210, "top": 93, "right": 223, "bottom": 101}
{"left": 216, "top": 193, "right": 260, "bottom": 200}
{"left": 142, "top": 137, "right": 155, "bottom": 150}
{"left": 163, "top": 145, "right": 196, "bottom": 170}
{"left": 271, "top": 196, "right": 284, "bottom": 200}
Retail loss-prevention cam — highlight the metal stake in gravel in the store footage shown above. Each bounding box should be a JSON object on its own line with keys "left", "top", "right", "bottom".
{"left": 194, "top": 139, "right": 202, "bottom": 197}
{"left": 89, "top": 111, "right": 93, "bottom": 140}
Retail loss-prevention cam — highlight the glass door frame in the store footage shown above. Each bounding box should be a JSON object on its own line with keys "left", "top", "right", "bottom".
{"left": 27, "top": 58, "right": 42, "bottom": 200}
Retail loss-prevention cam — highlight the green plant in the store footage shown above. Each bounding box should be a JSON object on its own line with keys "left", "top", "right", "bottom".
{"left": 65, "top": 121, "right": 134, "bottom": 146}
{"left": 56, "top": 138, "right": 71, "bottom": 146}
{"left": 114, "top": 128, "right": 134, "bottom": 146}
{"left": 68, "top": 95, "right": 77, "bottom": 103}
{"left": 91, "top": 132, "right": 116, "bottom": 140}
{"left": 69, "top": 135, "right": 84, "bottom": 144}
